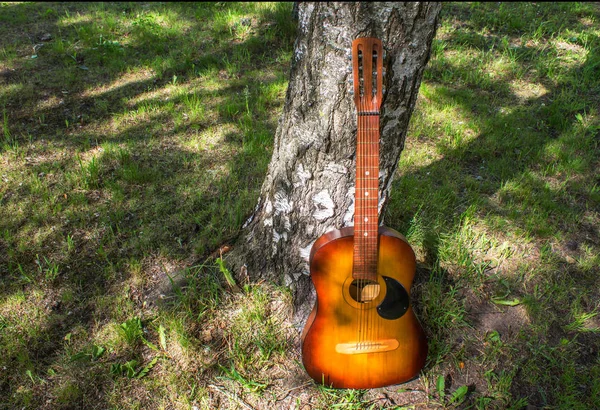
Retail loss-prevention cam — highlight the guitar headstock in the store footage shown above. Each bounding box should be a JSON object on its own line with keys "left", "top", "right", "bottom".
{"left": 351, "top": 37, "right": 384, "bottom": 114}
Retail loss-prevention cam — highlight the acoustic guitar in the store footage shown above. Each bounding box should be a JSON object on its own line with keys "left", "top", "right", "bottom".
{"left": 301, "top": 37, "right": 428, "bottom": 389}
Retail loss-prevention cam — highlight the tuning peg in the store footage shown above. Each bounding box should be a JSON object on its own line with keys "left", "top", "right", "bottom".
{"left": 346, "top": 52, "right": 352, "bottom": 60}
{"left": 349, "top": 90, "right": 354, "bottom": 95}
{"left": 383, "top": 50, "right": 387, "bottom": 60}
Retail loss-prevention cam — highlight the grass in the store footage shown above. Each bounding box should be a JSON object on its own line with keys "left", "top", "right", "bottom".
{"left": 0, "top": 1, "right": 599, "bottom": 409}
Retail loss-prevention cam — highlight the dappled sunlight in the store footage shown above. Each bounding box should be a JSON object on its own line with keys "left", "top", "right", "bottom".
{"left": 82, "top": 69, "right": 154, "bottom": 99}
{"left": 34, "top": 93, "right": 65, "bottom": 113}
{"left": 57, "top": 11, "right": 95, "bottom": 27}
{"left": 182, "top": 122, "right": 240, "bottom": 155}
{"left": 0, "top": 82, "right": 23, "bottom": 102}
{"left": 77, "top": 143, "right": 105, "bottom": 163}
{"left": 399, "top": 140, "right": 444, "bottom": 173}
{"left": 508, "top": 79, "right": 549, "bottom": 102}
{"left": 124, "top": 82, "right": 197, "bottom": 108}
{"left": 0, "top": 289, "right": 47, "bottom": 331}
{"left": 433, "top": 208, "right": 523, "bottom": 284}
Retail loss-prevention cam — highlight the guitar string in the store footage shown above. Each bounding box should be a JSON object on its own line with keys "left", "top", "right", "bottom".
{"left": 362, "top": 94, "right": 365, "bottom": 350}
{"left": 377, "top": 45, "right": 383, "bottom": 347}
{"left": 367, "top": 43, "right": 377, "bottom": 349}
{"left": 356, "top": 48, "right": 363, "bottom": 352}
{"left": 372, "top": 43, "right": 378, "bottom": 349}
{"left": 369, "top": 105, "right": 372, "bottom": 348}
{"left": 357, "top": 81, "right": 366, "bottom": 349}
{"left": 366, "top": 81, "right": 371, "bottom": 351}
{"left": 369, "top": 44, "right": 375, "bottom": 350}
{"left": 356, "top": 86, "right": 360, "bottom": 349}
{"left": 360, "top": 88, "right": 366, "bottom": 351}
{"left": 356, "top": 78, "right": 365, "bottom": 349}
{"left": 362, "top": 55, "right": 372, "bottom": 349}
{"left": 368, "top": 44, "right": 373, "bottom": 352}
{"left": 361, "top": 47, "right": 371, "bottom": 352}
{"left": 366, "top": 105, "right": 370, "bottom": 347}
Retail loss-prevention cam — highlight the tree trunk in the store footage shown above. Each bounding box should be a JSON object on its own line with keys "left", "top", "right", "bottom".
{"left": 229, "top": 2, "right": 442, "bottom": 324}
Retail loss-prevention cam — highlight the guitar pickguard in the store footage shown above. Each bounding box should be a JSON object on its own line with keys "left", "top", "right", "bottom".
{"left": 377, "top": 276, "right": 410, "bottom": 320}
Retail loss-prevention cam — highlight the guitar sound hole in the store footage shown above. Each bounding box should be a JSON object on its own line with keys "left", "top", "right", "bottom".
{"left": 349, "top": 279, "right": 380, "bottom": 303}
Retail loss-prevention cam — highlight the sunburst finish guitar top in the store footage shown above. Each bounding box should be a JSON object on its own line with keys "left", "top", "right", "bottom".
{"left": 301, "top": 37, "right": 427, "bottom": 389}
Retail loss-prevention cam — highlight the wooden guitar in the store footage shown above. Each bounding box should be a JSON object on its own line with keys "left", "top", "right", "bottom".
{"left": 301, "top": 37, "right": 428, "bottom": 389}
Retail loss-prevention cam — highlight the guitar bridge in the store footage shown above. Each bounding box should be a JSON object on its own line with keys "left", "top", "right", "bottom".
{"left": 335, "top": 339, "right": 399, "bottom": 355}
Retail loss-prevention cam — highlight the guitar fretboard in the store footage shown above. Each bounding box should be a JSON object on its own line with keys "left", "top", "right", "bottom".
{"left": 351, "top": 37, "right": 383, "bottom": 281}
{"left": 353, "top": 113, "right": 380, "bottom": 280}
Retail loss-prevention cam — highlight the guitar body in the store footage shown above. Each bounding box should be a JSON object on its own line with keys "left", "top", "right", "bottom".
{"left": 301, "top": 226, "right": 427, "bottom": 389}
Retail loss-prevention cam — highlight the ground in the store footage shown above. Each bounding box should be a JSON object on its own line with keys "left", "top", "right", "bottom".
{"left": 0, "top": 2, "right": 599, "bottom": 409}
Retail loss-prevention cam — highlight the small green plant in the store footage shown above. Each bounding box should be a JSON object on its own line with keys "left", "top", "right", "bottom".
{"left": 218, "top": 364, "right": 267, "bottom": 393}
{"left": 35, "top": 255, "right": 60, "bottom": 282}
{"left": 110, "top": 360, "right": 138, "bottom": 378}
{"left": 434, "top": 375, "right": 470, "bottom": 408}
{"left": 96, "top": 34, "right": 124, "bottom": 53}
{"left": 314, "top": 384, "right": 367, "bottom": 409}
{"left": 216, "top": 257, "right": 237, "bottom": 290}
{"left": 65, "top": 234, "right": 74, "bottom": 252}
{"left": 16, "top": 263, "right": 34, "bottom": 284}
{"left": 71, "top": 345, "right": 106, "bottom": 362}
{"left": 131, "top": 13, "right": 160, "bottom": 36}
{"left": 158, "top": 324, "right": 167, "bottom": 350}
{"left": 564, "top": 309, "right": 599, "bottom": 333}
{"left": 110, "top": 357, "right": 158, "bottom": 379}
{"left": 2, "top": 110, "right": 17, "bottom": 150}
{"left": 91, "top": 344, "right": 105, "bottom": 360}
{"left": 25, "top": 369, "right": 36, "bottom": 384}
{"left": 243, "top": 85, "right": 251, "bottom": 115}
{"left": 119, "top": 317, "right": 143, "bottom": 346}
{"left": 77, "top": 155, "right": 100, "bottom": 189}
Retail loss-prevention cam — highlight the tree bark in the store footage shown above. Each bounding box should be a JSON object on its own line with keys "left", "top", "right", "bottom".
{"left": 228, "top": 2, "right": 441, "bottom": 325}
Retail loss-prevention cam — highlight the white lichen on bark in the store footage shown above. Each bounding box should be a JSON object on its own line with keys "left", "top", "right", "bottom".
{"left": 312, "top": 190, "right": 335, "bottom": 221}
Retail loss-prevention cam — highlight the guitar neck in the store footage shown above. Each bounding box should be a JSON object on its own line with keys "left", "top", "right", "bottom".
{"left": 353, "top": 112, "right": 380, "bottom": 280}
